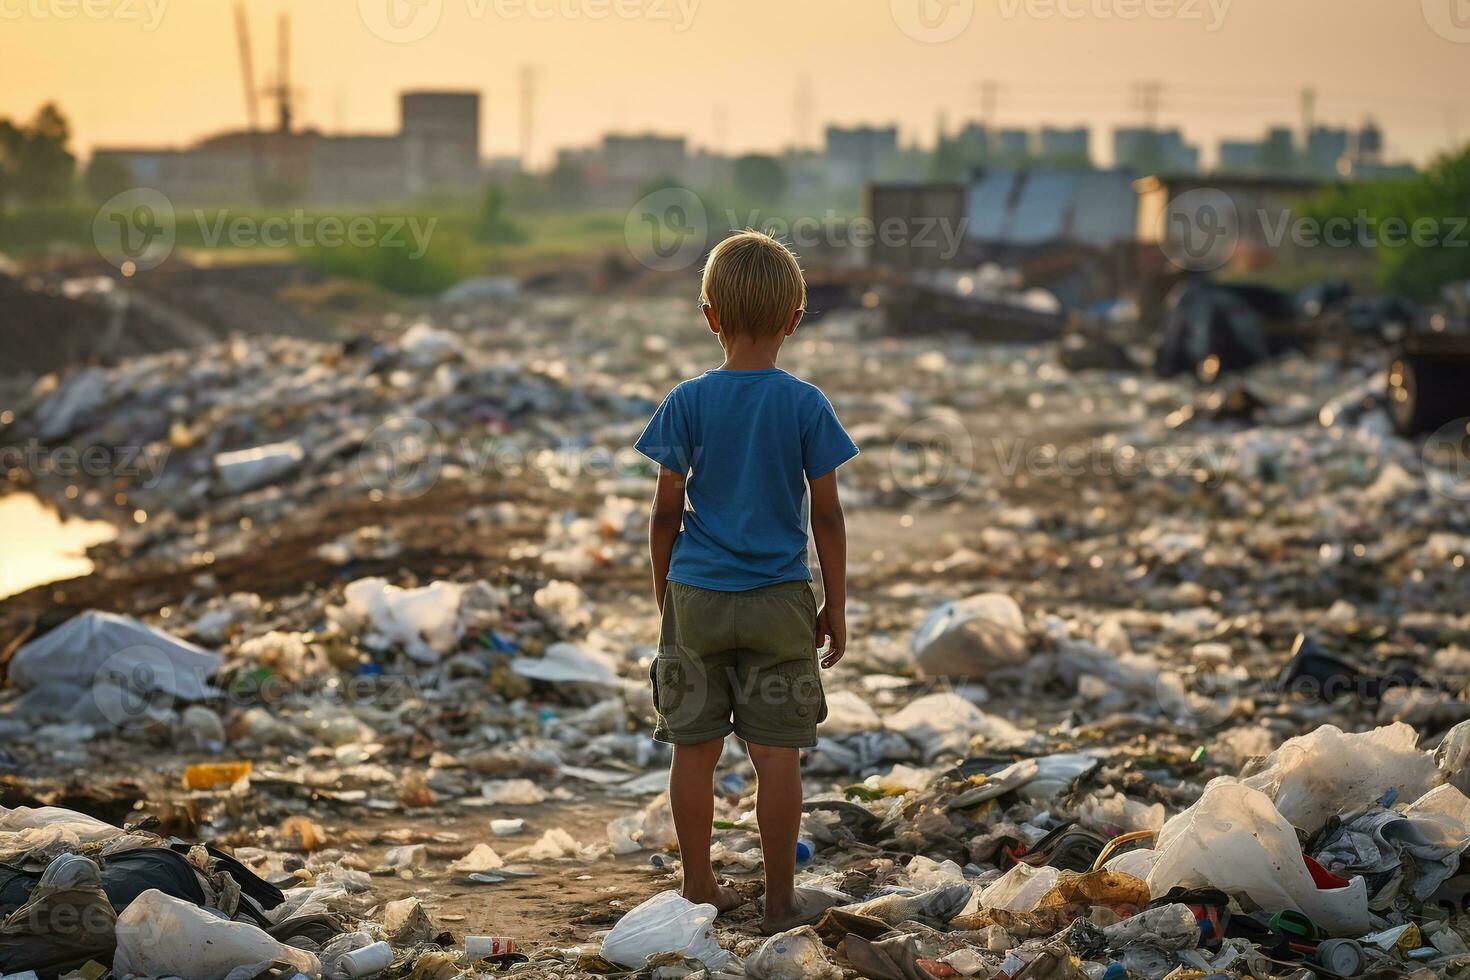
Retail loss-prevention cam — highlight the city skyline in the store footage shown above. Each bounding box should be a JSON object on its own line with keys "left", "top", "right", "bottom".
{"left": 3, "top": 0, "right": 1466, "bottom": 168}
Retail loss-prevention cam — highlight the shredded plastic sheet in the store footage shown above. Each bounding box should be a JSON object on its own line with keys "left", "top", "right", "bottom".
{"left": 1241, "top": 722, "right": 1437, "bottom": 834}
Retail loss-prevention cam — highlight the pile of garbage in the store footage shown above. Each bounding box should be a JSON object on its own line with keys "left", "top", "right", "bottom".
{"left": 1, "top": 294, "right": 1468, "bottom": 978}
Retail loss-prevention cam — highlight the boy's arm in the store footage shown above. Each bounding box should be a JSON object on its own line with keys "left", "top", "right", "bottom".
{"left": 808, "top": 469, "right": 847, "bottom": 668}
{"left": 649, "top": 466, "right": 687, "bottom": 613}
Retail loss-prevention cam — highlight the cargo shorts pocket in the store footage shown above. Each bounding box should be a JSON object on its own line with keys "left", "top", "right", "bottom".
{"left": 652, "top": 657, "right": 685, "bottom": 717}
{"left": 776, "top": 658, "right": 827, "bottom": 727}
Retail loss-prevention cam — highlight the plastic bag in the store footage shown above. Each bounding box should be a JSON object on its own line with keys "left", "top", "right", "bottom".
{"left": 1241, "top": 723, "right": 1436, "bottom": 835}
{"left": 113, "top": 888, "right": 321, "bottom": 980}
{"left": 745, "top": 926, "right": 843, "bottom": 980}
{"left": 337, "top": 577, "right": 467, "bottom": 664}
{"left": 1147, "top": 781, "right": 1370, "bottom": 937}
{"left": 599, "top": 891, "right": 729, "bottom": 970}
{"left": 912, "top": 593, "right": 1028, "bottom": 679}
{"left": 1102, "top": 903, "right": 1199, "bottom": 951}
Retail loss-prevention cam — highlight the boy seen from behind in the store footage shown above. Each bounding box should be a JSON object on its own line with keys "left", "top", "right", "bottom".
{"left": 635, "top": 230, "right": 859, "bottom": 934}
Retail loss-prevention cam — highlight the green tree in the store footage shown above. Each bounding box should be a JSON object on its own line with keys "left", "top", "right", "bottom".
{"left": 1301, "top": 145, "right": 1470, "bottom": 300}
{"left": 0, "top": 103, "right": 77, "bottom": 205}
{"left": 473, "top": 184, "right": 528, "bottom": 245}
{"left": 733, "top": 154, "right": 787, "bottom": 203}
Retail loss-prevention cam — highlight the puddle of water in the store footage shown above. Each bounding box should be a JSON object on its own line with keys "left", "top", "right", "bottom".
{"left": 0, "top": 493, "right": 119, "bottom": 600}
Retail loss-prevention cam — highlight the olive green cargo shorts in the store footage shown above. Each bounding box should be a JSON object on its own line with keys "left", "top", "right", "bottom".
{"left": 652, "top": 580, "right": 828, "bottom": 748}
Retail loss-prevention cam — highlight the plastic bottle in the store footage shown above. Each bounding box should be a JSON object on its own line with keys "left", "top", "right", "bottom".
{"left": 339, "top": 941, "right": 394, "bottom": 977}
{"left": 464, "top": 936, "right": 515, "bottom": 960}
{"left": 796, "top": 838, "right": 816, "bottom": 864}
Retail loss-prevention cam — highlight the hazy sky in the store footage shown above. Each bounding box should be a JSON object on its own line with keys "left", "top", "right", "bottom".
{"left": 4, "top": 0, "right": 1466, "bottom": 167}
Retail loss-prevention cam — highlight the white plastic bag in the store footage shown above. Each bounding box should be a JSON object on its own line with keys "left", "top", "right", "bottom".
{"left": 1147, "top": 781, "right": 1370, "bottom": 937}
{"left": 114, "top": 889, "right": 321, "bottom": 980}
{"left": 599, "top": 890, "right": 729, "bottom": 970}
{"left": 1241, "top": 723, "right": 1436, "bottom": 834}
{"left": 912, "top": 593, "right": 1028, "bottom": 679}
{"left": 337, "top": 577, "right": 467, "bottom": 664}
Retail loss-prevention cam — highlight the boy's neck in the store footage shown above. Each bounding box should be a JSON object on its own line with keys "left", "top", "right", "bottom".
{"left": 718, "top": 337, "right": 785, "bottom": 371}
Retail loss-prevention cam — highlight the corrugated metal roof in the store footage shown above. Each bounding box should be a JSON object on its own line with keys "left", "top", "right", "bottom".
{"left": 966, "top": 169, "right": 1136, "bottom": 247}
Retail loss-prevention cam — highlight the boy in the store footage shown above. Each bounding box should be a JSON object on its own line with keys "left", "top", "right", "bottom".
{"left": 634, "top": 230, "right": 859, "bottom": 935}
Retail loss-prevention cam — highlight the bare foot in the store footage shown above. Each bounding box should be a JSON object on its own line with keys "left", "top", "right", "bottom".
{"left": 683, "top": 880, "right": 744, "bottom": 915}
{"left": 761, "top": 887, "right": 842, "bottom": 935}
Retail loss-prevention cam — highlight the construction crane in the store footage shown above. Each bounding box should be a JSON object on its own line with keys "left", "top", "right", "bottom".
{"left": 233, "top": 1, "right": 265, "bottom": 199}
{"left": 233, "top": 3, "right": 261, "bottom": 134}
{"left": 263, "top": 11, "right": 297, "bottom": 134}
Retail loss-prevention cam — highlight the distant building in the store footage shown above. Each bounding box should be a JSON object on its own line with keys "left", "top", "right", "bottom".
{"left": 1305, "top": 126, "right": 1351, "bottom": 177}
{"left": 685, "top": 148, "right": 734, "bottom": 189}
{"left": 824, "top": 125, "right": 899, "bottom": 186}
{"left": 401, "top": 91, "right": 481, "bottom": 193}
{"left": 601, "top": 133, "right": 687, "bottom": 185}
{"left": 92, "top": 90, "right": 484, "bottom": 205}
{"left": 1261, "top": 127, "right": 1296, "bottom": 173}
{"left": 308, "top": 135, "right": 412, "bottom": 203}
{"left": 987, "top": 129, "right": 1028, "bottom": 165}
{"left": 1217, "top": 140, "right": 1262, "bottom": 174}
{"left": 954, "top": 123, "right": 989, "bottom": 161}
{"left": 1114, "top": 127, "right": 1199, "bottom": 174}
{"left": 1214, "top": 120, "right": 1409, "bottom": 180}
{"left": 1136, "top": 172, "right": 1324, "bottom": 257}
{"left": 1037, "top": 127, "right": 1091, "bottom": 166}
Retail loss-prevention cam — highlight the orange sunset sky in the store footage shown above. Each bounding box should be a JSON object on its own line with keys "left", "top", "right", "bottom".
{"left": 3, "top": 0, "right": 1466, "bottom": 167}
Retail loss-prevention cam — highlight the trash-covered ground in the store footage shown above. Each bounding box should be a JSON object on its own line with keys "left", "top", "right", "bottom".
{"left": 2, "top": 293, "right": 1470, "bottom": 978}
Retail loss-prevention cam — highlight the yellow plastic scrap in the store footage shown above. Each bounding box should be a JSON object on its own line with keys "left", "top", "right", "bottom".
{"left": 182, "top": 761, "right": 253, "bottom": 790}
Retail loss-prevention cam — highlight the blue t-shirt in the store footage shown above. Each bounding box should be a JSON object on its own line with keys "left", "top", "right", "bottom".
{"left": 635, "top": 368, "right": 859, "bottom": 592}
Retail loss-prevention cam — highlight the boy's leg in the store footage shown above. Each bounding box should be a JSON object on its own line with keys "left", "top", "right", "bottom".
{"left": 669, "top": 737, "right": 741, "bottom": 911}
{"left": 745, "top": 741, "right": 801, "bottom": 916}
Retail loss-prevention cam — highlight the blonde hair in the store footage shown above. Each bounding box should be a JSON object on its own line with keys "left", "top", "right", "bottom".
{"left": 700, "top": 230, "right": 807, "bottom": 339}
